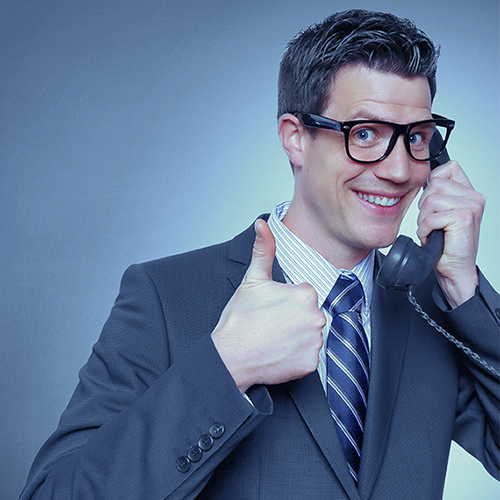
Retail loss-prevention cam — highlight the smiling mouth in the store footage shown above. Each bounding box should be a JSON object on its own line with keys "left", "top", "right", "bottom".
{"left": 356, "top": 192, "right": 401, "bottom": 207}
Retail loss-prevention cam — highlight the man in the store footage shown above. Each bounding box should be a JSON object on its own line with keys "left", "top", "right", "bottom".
{"left": 21, "top": 9, "right": 499, "bottom": 500}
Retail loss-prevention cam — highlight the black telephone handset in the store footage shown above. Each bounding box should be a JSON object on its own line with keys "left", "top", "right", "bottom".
{"left": 376, "top": 141, "right": 450, "bottom": 290}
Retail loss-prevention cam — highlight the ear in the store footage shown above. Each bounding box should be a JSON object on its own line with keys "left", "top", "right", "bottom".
{"left": 278, "top": 113, "right": 307, "bottom": 168}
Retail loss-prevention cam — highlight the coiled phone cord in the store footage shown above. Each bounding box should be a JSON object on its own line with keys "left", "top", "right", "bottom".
{"left": 407, "top": 287, "right": 500, "bottom": 380}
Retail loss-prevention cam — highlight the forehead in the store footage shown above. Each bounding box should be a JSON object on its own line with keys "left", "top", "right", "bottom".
{"left": 324, "top": 64, "right": 433, "bottom": 123}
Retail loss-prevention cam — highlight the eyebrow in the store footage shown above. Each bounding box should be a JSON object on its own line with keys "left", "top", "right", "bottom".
{"left": 342, "top": 106, "right": 433, "bottom": 123}
{"left": 343, "top": 108, "right": 387, "bottom": 121}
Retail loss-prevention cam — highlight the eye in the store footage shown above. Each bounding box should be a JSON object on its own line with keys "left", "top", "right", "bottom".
{"left": 349, "top": 123, "right": 387, "bottom": 150}
{"left": 409, "top": 132, "right": 424, "bottom": 145}
{"left": 353, "top": 128, "right": 376, "bottom": 142}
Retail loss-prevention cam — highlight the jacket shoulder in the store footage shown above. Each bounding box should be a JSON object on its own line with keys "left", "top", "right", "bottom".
{"left": 138, "top": 216, "right": 263, "bottom": 285}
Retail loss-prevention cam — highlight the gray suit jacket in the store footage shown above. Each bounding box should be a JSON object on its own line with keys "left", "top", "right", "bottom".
{"left": 21, "top": 216, "right": 500, "bottom": 499}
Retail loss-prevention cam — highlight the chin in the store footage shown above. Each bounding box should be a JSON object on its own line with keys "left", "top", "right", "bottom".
{"left": 361, "top": 230, "right": 399, "bottom": 251}
{"left": 377, "top": 234, "right": 399, "bottom": 249}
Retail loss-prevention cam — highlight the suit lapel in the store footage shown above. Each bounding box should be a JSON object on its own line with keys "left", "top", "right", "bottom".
{"left": 357, "top": 253, "right": 411, "bottom": 498}
{"left": 287, "top": 373, "right": 363, "bottom": 500}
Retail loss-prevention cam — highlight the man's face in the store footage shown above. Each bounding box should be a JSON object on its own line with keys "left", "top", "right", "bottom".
{"left": 283, "top": 64, "right": 432, "bottom": 268}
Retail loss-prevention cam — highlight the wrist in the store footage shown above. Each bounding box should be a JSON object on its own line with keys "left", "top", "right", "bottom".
{"left": 211, "top": 329, "right": 254, "bottom": 394}
{"left": 437, "top": 268, "right": 479, "bottom": 309}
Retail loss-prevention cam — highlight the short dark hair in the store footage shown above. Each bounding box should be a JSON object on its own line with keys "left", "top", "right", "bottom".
{"left": 277, "top": 9, "right": 440, "bottom": 118}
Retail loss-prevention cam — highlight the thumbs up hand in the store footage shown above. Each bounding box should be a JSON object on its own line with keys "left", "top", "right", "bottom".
{"left": 211, "top": 219, "right": 325, "bottom": 393}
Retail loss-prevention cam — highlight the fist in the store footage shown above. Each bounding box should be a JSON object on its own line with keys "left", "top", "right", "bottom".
{"left": 211, "top": 219, "right": 325, "bottom": 393}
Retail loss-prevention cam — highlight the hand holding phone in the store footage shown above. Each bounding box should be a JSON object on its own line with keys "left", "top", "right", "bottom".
{"left": 416, "top": 157, "right": 484, "bottom": 308}
{"left": 377, "top": 133, "right": 484, "bottom": 308}
{"left": 376, "top": 142, "right": 450, "bottom": 291}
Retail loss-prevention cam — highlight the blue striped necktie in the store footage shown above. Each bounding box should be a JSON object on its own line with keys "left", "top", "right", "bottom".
{"left": 324, "top": 274, "right": 369, "bottom": 483}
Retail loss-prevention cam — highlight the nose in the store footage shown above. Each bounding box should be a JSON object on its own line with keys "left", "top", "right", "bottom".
{"left": 373, "top": 135, "right": 412, "bottom": 184}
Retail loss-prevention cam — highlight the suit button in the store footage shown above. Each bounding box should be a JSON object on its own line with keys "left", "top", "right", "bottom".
{"left": 209, "top": 422, "right": 225, "bottom": 439}
{"left": 495, "top": 308, "right": 500, "bottom": 320}
{"left": 187, "top": 444, "right": 202, "bottom": 463}
{"left": 176, "top": 456, "right": 191, "bottom": 473}
{"left": 198, "top": 434, "right": 214, "bottom": 451}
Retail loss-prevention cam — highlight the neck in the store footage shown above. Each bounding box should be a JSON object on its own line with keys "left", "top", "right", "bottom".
{"left": 282, "top": 207, "right": 371, "bottom": 270}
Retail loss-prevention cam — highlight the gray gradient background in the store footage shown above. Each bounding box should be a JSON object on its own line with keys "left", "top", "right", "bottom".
{"left": 1, "top": 1, "right": 499, "bottom": 498}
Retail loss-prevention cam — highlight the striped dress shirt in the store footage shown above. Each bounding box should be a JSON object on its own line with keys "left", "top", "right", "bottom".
{"left": 267, "top": 201, "right": 374, "bottom": 393}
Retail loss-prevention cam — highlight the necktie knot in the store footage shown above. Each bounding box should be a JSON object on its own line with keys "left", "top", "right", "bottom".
{"left": 324, "top": 274, "right": 364, "bottom": 317}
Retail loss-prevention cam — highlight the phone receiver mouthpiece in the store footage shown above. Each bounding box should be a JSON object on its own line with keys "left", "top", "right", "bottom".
{"left": 376, "top": 230, "right": 444, "bottom": 290}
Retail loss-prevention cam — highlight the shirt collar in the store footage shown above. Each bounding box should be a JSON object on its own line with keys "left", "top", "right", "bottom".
{"left": 268, "top": 201, "right": 374, "bottom": 309}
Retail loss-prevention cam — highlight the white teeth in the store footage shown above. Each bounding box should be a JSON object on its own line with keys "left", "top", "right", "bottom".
{"left": 358, "top": 192, "right": 401, "bottom": 207}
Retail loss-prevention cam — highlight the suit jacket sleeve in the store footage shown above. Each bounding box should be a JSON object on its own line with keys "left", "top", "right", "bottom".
{"left": 20, "top": 263, "right": 273, "bottom": 500}
{"left": 433, "top": 270, "right": 500, "bottom": 478}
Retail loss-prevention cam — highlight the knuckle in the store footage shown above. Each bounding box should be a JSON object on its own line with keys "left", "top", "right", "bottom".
{"left": 475, "top": 192, "right": 486, "bottom": 212}
{"left": 462, "top": 194, "right": 485, "bottom": 221}
{"left": 315, "top": 310, "right": 326, "bottom": 329}
{"left": 426, "top": 175, "right": 441, "bottom": 190}
{"left": 457, "top": 210, "right": 475, "bottom": 229}
{"left": 251, "top": 244, "right": 266, "bottom": 260}
{"left": 315, "top": 332, "right": 324, "bottom": 350}
{"left": 420, "top": 191, "right": 437, "bottom": 210}
{"left": 455, "top": 206, "right": 473, "bottom": 221}
{"left": 296, "top": 282, "right": 318, "bottom": 302}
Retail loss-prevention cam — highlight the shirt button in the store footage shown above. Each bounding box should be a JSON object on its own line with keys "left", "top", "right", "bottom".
{"left": 198, "top": 434, "right": 214, "bottom": 451}
{"left": 209, "top": 422, "right": 225, "bottom": 439}
{"left": 187, "top": 444, "right": 202, "bottom": 463}
{"left": 176, "top": 455, "right": 191, "bottom": 473}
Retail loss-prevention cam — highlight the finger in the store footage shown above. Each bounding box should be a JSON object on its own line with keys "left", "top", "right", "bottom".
{"left": 417, "top": 199, "right": 483, "bottom": 247}
{"left": 419, "top": 192, "right": 484, "bottom": 219}
{"left": 417, "top": 186, "right": 485, "bottom": 233}
{"left": 243, "top": 219, "right": 276, "bottom": 283}
{"left": 429, "top": 160, "right": 474, "bottom": 188}
{"left": 418, "top": 165, "right": 479, "bottom": 211}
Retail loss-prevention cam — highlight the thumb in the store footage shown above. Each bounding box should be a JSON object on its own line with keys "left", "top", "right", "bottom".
{"left": 244, "top": 219, "right": 276, "bottom": 283}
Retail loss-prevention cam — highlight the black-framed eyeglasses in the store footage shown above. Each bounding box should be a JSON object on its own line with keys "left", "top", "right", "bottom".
{"left": 295, "top": 112, "right": 455, "bottom": 164}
